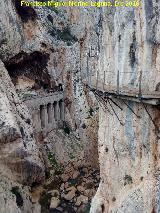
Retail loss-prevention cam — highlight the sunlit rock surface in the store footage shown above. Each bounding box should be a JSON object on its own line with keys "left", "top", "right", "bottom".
{"left": 91, "top": 1, "right": 160, "bottom": 212}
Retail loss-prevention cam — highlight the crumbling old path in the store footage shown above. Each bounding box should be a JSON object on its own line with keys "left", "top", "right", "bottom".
{"left": 24, "top": 91, "right": 65, "bottom": 135}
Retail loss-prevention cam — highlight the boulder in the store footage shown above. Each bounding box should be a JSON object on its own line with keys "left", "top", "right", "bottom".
{"left": 77, "top": 185, "right": 85, "bottom": 193}
{"left": 50, "top": 197, "right": 60, "bottom": 209}
{"left": 75, "top": 195, "right": 88, "bottom": 206}
{"left": 72, "top": 170, "right": 79, "bottom": 179}
{"left": 63, "top": 187, "right": 76, "bottom": 201}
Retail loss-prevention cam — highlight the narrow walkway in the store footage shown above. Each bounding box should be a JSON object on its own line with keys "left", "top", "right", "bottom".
{"left": 83, "top": 77, "right": 160, "bottom": 131}
{"left": 24, "top": 91, "right": 64, "bottom": 135}
{"left": 83, "top": 77, "right": 160, "bottom": 105}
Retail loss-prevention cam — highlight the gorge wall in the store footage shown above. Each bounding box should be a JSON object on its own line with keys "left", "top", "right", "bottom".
{"left": 91, "top": 1, "right": 160, "bottom": 212}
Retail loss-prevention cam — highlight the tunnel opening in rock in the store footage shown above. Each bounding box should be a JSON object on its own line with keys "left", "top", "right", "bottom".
{"left": 4, "top": 51, "right": 51, "bottom": 90}
{"left": 13, "top": 0, "right": 37, "bottom": 22}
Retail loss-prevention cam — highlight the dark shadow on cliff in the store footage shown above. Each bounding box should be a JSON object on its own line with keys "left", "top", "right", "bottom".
{"left": 4, "top": 51, "right": 51, "bottom": 89}
{"left": 12, "top": 0, "right": 37, "bottom": 22}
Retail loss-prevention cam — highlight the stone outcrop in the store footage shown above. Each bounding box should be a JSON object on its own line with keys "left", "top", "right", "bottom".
{"left": 0, "top": 60, "right": 45, "bottom": 185}
{"left": 0, "top": 175, "right": 34, "bottom": 213}
{"left": 0, "top": 60, "right": 45, "bottom": 212}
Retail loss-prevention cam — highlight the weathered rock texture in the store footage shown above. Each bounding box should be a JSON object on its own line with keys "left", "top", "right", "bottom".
{"left": 0, "top": 60, "right": 45, "bottom": 185}
{"left": 98, "top": 1, "right": 160, "bottom": 92}
{"left": 0, "top": 59, "right": 45, "bottom": 212}
{"left": 91, "top": 1, "right": 160, "bottom": 213}
{"left": 0, "top": 0, "right": 99, "bottom": 167}
{"left": 0, "top": 175, "right": 34, "bottom": 213}
{"left": 91, "top": 102, "right": 160, "bottom": 213}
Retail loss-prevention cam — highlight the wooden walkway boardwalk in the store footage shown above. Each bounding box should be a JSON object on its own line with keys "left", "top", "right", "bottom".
{"left": 83, "top": 78, "right": 160, "bottom": 105}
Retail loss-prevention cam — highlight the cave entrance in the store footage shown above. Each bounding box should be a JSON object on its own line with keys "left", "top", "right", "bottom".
{"left": 4, "top": 51, "right": 50, "bottom": 92}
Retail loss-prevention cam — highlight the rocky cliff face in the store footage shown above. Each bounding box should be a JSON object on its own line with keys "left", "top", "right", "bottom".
{"left": 0, "top": 0, "right": 100, "bottom": 167}
{"left": 91, "top": 1, "right": 160, "bottom": 212}
{"left": 0, "top": 57, "right": 45, "bottom": 212}
{"left": 91, "top": 102, "right": 160, "bottom": 213}
{"left": 98, "top": 1, "right": 160, "bottom": 92}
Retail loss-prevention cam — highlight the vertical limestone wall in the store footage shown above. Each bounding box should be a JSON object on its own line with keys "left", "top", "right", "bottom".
{"left": 91, "top": 100, "right": 160, "bottom": 212}
{"left": 97, "top": 1, "right": 160, "bottom": 93}
{"left": 91, "top": 1, "right": 160, "bottom": 212}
